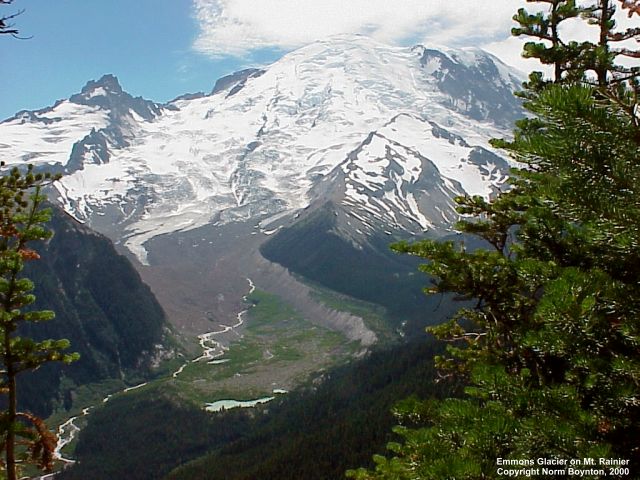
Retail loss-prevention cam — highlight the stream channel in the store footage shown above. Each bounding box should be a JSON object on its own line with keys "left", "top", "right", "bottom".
{"left": 40, "top": 277, "right": 278, "bottom": 475}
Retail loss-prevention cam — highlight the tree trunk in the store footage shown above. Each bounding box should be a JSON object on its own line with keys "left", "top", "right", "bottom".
{"left": 5, "top": 337, "right": 17, "bottom": 480}
{"left": 598, "top": 0, "right": 612, "bottom": 85}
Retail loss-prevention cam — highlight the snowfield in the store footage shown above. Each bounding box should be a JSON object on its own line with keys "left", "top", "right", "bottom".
{"left": 0, "top": 34, "right": 521, "bottom": 263}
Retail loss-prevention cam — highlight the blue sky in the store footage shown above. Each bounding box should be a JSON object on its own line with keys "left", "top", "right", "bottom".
{"left": 0, "top": 1, "right": 281, "bottom": 119}
{"left": 4, "top": 0, "right": 619, "bottom": 121}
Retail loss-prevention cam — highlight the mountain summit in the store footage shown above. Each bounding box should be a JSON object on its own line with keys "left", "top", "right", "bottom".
{"left": 1, "top": 35, "right": 521, "bottom": 262}
{"left": 0, "top": 35, "right": 522, "bottom": 336}
{"left": 77, "top": 74, "right": 124, "bottom": 96}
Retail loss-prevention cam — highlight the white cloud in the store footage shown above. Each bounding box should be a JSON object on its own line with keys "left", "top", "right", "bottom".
{"left": 191, "top": 0, "right": 637, "bottom": 74}
{"left": 192, "top": 0, "right": 530, "bottom": 55}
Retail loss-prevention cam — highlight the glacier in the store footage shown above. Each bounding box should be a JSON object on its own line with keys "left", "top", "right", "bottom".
{"left": 0, "top": 34, "right": 523, "bottom": 265}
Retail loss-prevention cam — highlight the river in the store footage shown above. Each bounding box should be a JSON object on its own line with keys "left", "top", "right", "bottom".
{"left": 42, "top": 277, "right": 257, "bottom": 475}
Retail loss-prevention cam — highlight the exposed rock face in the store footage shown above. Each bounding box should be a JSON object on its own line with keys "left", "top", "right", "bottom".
{"left": 210, "top": 68, "right": 266, "bottom": 96}
{"left": 416, "top": 47, "right": 524, "bottom": 125}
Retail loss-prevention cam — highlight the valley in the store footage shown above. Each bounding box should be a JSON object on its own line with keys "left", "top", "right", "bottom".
{"left": 48, "top": 274, "right": 378, "bottom": 467}
{"left": 136, "top": 213, "right": 378, "bottom": 345}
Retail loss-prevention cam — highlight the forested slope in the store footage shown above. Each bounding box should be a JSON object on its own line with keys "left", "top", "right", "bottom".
{"left": 18, "top": 206, "right": 173, "bottom": 417}
{"left": 58, "top": 339, "right": 454, "bottom": 480}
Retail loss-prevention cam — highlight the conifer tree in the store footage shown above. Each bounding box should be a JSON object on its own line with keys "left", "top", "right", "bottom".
{"left": 512, "top": 0, "right": 582, "bottom": 82}
{"left": 348, "top": 1, "right": 640, "bottom": 478}
{"left": 0, "top": 164, "right": 78, "bottom": 480}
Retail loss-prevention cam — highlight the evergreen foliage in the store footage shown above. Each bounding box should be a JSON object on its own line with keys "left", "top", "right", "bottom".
{"left": 0, "top": 164, "right": 78, "bottom": 480}
{"left": 57, "top": 340, "right": 450, "bottom": 480}
{"left": 513, "top": 0, "right": 640, "bottom": 88}
{"left": 57, "top": 388, "right": 252, "bottom": 480}
{"left": 349, "top": 2, "right": 640, "bottom": 479}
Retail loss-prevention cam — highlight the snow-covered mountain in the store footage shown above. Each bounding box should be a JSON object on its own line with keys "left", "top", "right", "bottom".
{"left": 0, "top": 34, "right": 525, "bottom": 342}
{"left": 0, "top": 34, "right": 521, "bottom": 266}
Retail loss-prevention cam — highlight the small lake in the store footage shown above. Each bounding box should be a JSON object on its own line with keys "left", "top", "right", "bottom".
{"left": 205, "top": 396, "right": 274, "bottom": 412}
